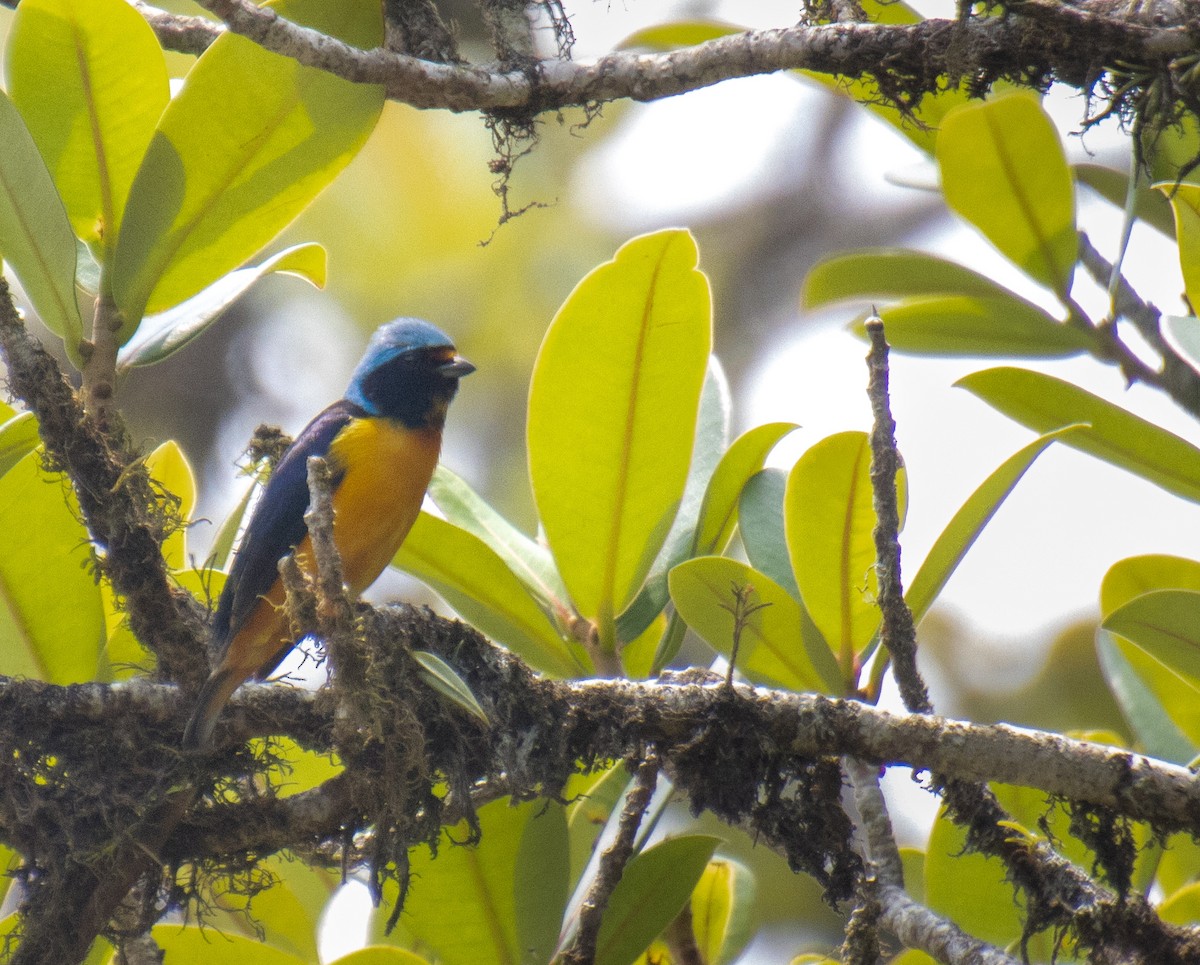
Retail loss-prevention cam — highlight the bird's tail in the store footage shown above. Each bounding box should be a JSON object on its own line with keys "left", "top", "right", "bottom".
{"left": 181, "top": 667, "right": 240, "bottom": 751}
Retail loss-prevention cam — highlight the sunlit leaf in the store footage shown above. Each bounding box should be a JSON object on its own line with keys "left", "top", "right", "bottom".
{"left": 152, "top": 927, "right": 309, "bottom": 965}
{"left": 1156, "top": 832, "right": 1200, "bottom": 898}
{"left": 0, "top": 450, "right": 104, "bottom": 683}
{"left": 111, "top": 0, "right": 383, "bottom": 330}
{"left": 803, "top": 249, "right": 1024, "bottom": 307}
{"left": 514, "top": 801, "right": 569, "bottom": 965}
{"left": 785, "top": 431, "right": 906, "bottom": 666}
{"left": 565, "top": 764, "right": 629, "bottom": 886}
{"left": 1160, "top": 185, "right": 1200, "bottom": 311}
{"left": 616, "top": 359, "right": 731, "bottom": 646}
{"left": 1103, "top": 589, "right": 1200, "bottom": 685}
{"left": 331, "top": 949, "right": 434, "bottom": 965}
{"left": 669, "top": 556, "right": 841, "bottom": 693}
{"left": 1161, "top": 882, "right": 1200, "bottom": 926}
{"left": 1096, "top": 630, "right": 1194, "bottom": 765}
{"left": 0, "top": 411, "right": 39, "bottom": 478}
{"left": 412, "top": 649, "right": 488, "bottom": 723}
{"left": 906, "top": 427, "right": 1082, "bottom": 623}
{"left": 528, "top": 230, "right": 712, "bottom": 641}
{"left": 117, "top": 243, "right": 327, "bottom": 370}
{"left": 260, "top": 736, "right": 343, "bottom": 800}
{"left": 958, "top": 367, "right": 1200, "bottom": 504}
{"left": 394, "top": 512, "right": 580, "bottom": 678}
{"left": 691, "top": 858, "right": 757, "bottom": 965}
{"left": 207, "top": 476, "right": 259, "bottom": 572}
{"left": 0, "top": 88, "right": 83, "bottom": 362}
{"left": 737, "top": 469, "right": 800, "bottom": 599}
{"left": 859, "top": 295, "right": 1091, "bottom": 358}
{"left": 1101, "top": 554, "right": 1200, "bottom": 618}
{"left": 1162, "top": 315, "right": 1200, "bottom": 376}
{"left": 595, "top": 836, "right": 721, "bottom": 965}
{"left": 937, "top": 93, "right": 1077, "bottom": 295}
{"left": 145, "top": 440, "right": 196, "bottom": 571}
{"left": 6, "top": 0, "right": 168, "bottom": 257}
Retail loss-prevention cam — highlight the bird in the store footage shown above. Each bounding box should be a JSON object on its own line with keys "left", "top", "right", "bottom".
{"left": 182, "top": 318, "right": 474, "bottom": 750}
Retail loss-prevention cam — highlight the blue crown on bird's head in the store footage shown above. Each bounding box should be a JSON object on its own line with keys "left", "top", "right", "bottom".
{"left": 345, "top": 317, "right": 470, "bottom": 420}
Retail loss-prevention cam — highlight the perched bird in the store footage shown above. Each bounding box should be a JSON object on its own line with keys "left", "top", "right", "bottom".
{"left": 182, "top": 318, "right": 474, "bottom": 750}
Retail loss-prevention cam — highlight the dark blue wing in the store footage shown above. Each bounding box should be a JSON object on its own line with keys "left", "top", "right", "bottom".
{"left": 211, "top": 400, "right": 362, "bottom": 652}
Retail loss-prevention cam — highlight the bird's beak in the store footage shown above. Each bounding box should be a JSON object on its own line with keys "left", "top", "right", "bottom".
{"left": 439, "top": 355, "right": 476, "bottom": 379}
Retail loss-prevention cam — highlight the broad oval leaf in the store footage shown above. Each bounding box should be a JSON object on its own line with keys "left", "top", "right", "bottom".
{"left": 785, "top": 431, "right": 906, "bottom": 666}
{"left": 1103, "top": 589, "right": 1200, "bottom": 686}
{"left": 906, "top": 426, "right": 1082, "bottom": 623}
{"left": 6, "top": 0, "right": 168, "bottom": 258}
{"left": 1159, "top": 185, "right": 1200, "bottom": 311}
{"left": 0, "top": 411, "right": 39, "bottom": 478}
{"left": 737, "top": 468, "right": 800, "bottom": 599}
{"left": 1101, "top": 554, "right": 1200, "bottom": 619}
{"left": 803, "top": 249, "right": 1020, "bottom": 308}
{"left": 393, "top": 511, "right": 581, "bottom": 678}
{"left": 0, "top": 449, "right": 105, "bottom": 683}
{"left": 117, "top": 243, "right": 327, "bottom": 370}
{"left": 145, "top": 440, "right": 196, "bottom": 571}
{"left": 111, "top": 0, "right": 384, "bottom": 330}
{"left": 1162, "top": 315, "right": 1200, "bottom": 377}
{"left": 0, "top": 88, "right": 83, "bottom": 360}
{"left": 332, "top": 949, "right": 434, "bottom": 965}
{"left": 528, "top": 229, "right": 712, "bottom": 637}
{"left": 152, "top": 927, "right": 309, "bottom": 965}
{"left": 860, "top": 295, "right": 1092, "bottom": 358}
{"left": 595, "top": 836, "right": 721, "bottom": 965}
{"left": 958, "top": 367, "right": 1200, "bottom": 504}
{"left": 690, "top": 858, "right": 757, "bottom": 965}
{"left": 514, "top": 801, "right": 570, "bottom": 965}
{"left": 937, "top": 93, "right": 1077, "bottom": 295}
{"left": 411, "top": 649, "right": 488, "bottom": 723}
{"left": 669, "top": 556, "right": 841, "bottom": 693}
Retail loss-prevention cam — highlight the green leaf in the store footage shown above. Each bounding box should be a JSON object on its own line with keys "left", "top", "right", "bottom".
{"left": 428, "top": 466, "right": 572, "bottom": 625}
{"left": 370, "top": 798, "right": 547, "bottom": 965}
{"left": 958, "top": 367, "right": 1200, "bottom": 503}
{"left": 1103, "top": 590, "right": 1200, "bottom": 686}
{"left": 669, "top": 556, "right": 841, "bottom": 693}
{"left": 861, "top": 295, "right": 1092, "bottom": 358}
{"left": 207, "top": 476, "right": 259, "bottom": 572}
{"left": 1096, "top": 630, "right": 1194, "bottom": 765}
{"left": 6, "top": 0, "right": 168, "bottom": 258}
{"left": 394, "top": 512, "right": 580, "bottom": 678}
{"left": 1101, "top": 554, "right": 1200, "bottom": 618}
{"left": 1162, "top": 315, "right": 1200, "bottom": 375}
{"left": 111, "top": 0, "right": 383, "bottom": 330}
{"left": 1075, "top": 164, "right": 1174, "bottom": 238}
{"left": 145, "top": 440, "right": 196, "bottom": 571}
{"left": 261, "top": 736, "right": 343, "bottom": 799}
{"left": 117, "top": 243, "right": 327, "bottom": 370}
{"left": 906, "top": 427, "right": 1082, "bottom": 623}
{"left": 0, "top": 88, "right": 83, "bottom": 361}
{"left": 785, "top": 431, "right": 906, "bottom": 666}
{"left": 331, "top": 950, "right": 434, "bottom": 965}
{"left": 595, "top": 836, "right": 721, "bottom": 965}
{"left": 1159, "top": 185, "right": 1200, "bottom": 311}
{"left": 1161, "top": 882, "right": 1200, "bottom": 927}
{"left": 615, "top": 358, "right": 732, "bottom": 646}
{"left": 690, "top": 858, "right": 757, "bottom": 965}
{"left": 514, "top": 801, "right": 570, "bottom": 965}
{"left": 937, "top": 92, "right": 1077, "bottom": 295}
{"left": 152, "top": 927, "right": 309, "bottom": 965}
{"left": 0, "top": 411, "right": 39, "bottom": 478}
{"left": 0, "top": 450, "right": 105, "bottom": 683}
{"left": 411, "top": 649, "right": 488, "bottom": 723}
{"left": 528, "top": 230, "right": 712, "bottom": 639}
{"left": 565, "top": 764, "right": 629, "bottom": 886}
{"left": 803, "top": 249, "right": 1023, "bottom": 307}
{"left": 737, "top": 468, "right": 800, "bottom": 599}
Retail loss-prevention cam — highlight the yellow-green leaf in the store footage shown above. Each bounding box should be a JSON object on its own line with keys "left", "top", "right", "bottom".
{"left": 6, "top": 0, "right": 168, "bottom": 258}
{"left": 0, "top": 450, "right": 104, "bottom": 683}
{"left": 1076, "top": 163, "right": 1174, "bottom": 238}
{"left": 785, "top": 431, "right": 906, "bottom": 668}
{"left": 111, "top": 0, "right": 383, "bottom": 330}
{"left": 690, "top": 858, "right": 757, "bottom": 965}
{"left": 1103, "top": 589, "right": 1200, "bottom": 686}
{"left": 803, "top": 249, "right": 1024, "bottom": 308}
{"left": 0, "top": 88, "right": 83, "bottom": 361}
{"left": 393, "top": 511, "right": 580, "bottom": 678}
{"left": 331, "top": 950, "right": 434, "bottom": 965}
{"left": 1096, "top": 630, "right": 1194, "bottom": 765}
{"left": 0, "top": 411, "right": 39, "bottom": 478}
{"left": 145, "top": 440, "right": 195, "bottom": 571}
{"left": 117, "top": 242, "right": 327, "bottom": 370}
{"left": 411, "top": 649, "right": 488, "bottom": 723}
{"left": 669, "top": 556, "right": 841, "bottom": 693}
{"left": 958, "top": 367, "right": 1200, "bottom": 504}
{"left": 152, "top": 927, "right": 309, "bottom": 965}
{"left": 1101, "top": 554, "right": 1200, "bottom": 619}
{"left": 1160, "top": 185, "right": 1200, "bottom": 311}
{"left": 937, "top": 93, "right": 1077, "bottom": 295}
{"left": 514, "top": 801, "right": 569, "bottom": 965}
{"left": 528, "top": 229, "right": 712, "bottom": 640}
